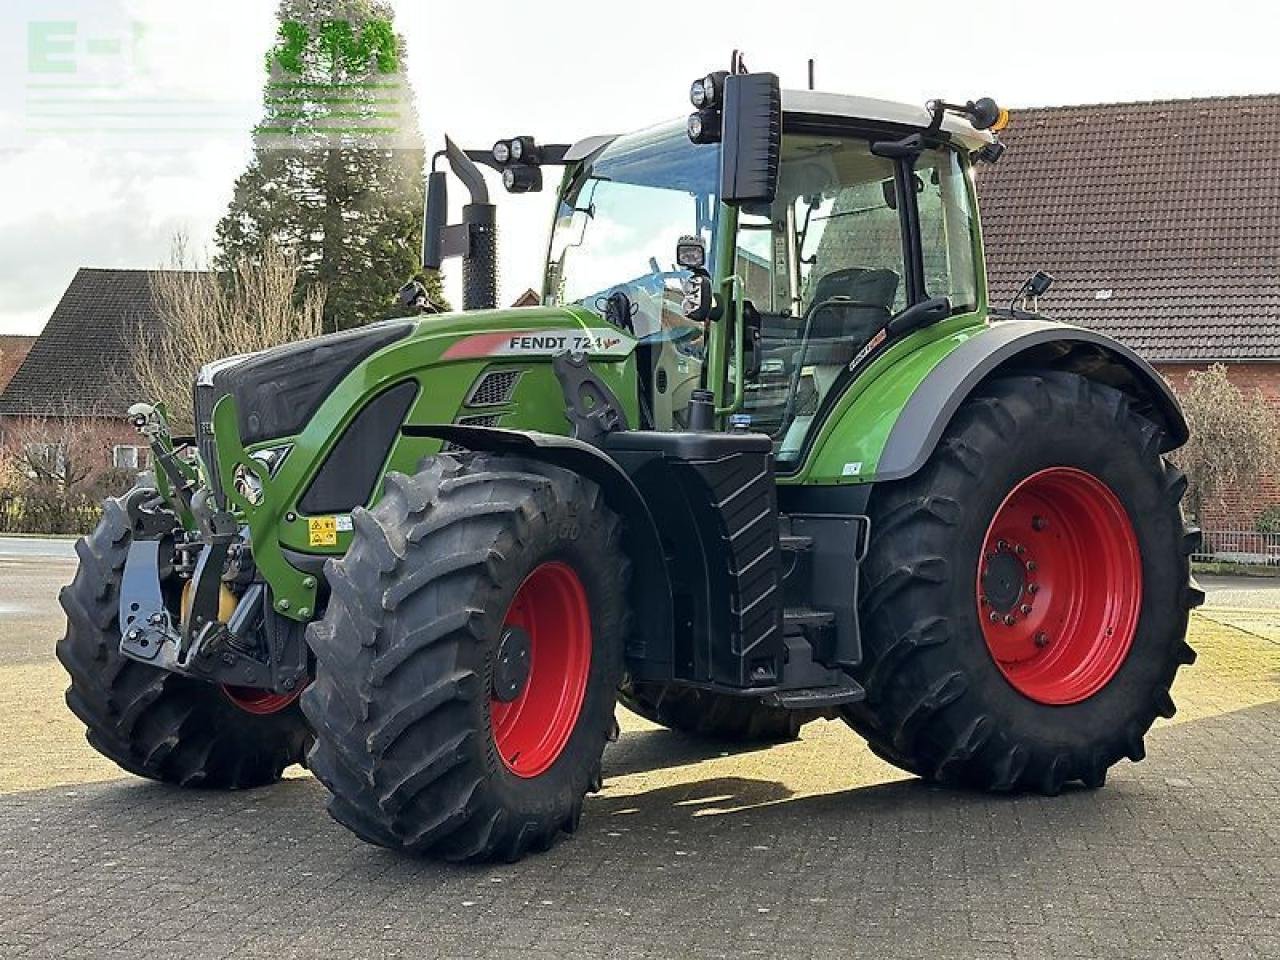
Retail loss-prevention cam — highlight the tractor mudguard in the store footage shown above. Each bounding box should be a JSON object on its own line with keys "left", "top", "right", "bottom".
{"left": 873, "top": 319, "right": 1189, "bottom": 483}
{"left": 400, "top": 424, "right": 673, "bottom": 671}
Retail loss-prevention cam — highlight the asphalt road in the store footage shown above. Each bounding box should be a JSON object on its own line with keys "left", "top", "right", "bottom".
{"left": 0, "top": 538, "right": 77, "bottom": 666}
{"left": 0, "top": 540, "right": 1277, "bottom": 959}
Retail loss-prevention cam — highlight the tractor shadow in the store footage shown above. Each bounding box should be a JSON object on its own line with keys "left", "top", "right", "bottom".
{"left": 601, "top": 722, "right": 783, "bottom": 779}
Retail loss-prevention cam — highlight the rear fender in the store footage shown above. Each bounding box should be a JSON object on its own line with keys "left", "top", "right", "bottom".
{"left": 875, "top": 319, "right": 1187, "bottom": 482}
{"left": 804, "top": 319, "right": 1187, "bottom": 486}
{"left": 401, "top": 424, "right": 673, "bottom": 672}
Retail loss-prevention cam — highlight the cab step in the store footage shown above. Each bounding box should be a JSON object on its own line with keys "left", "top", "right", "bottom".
{"left": 763, "top": 676, "right": 866, "bottom": 710}
{"left": 779, "top": 534, "right": 814, "bottom": 553}
{"left": 784, "top": 607, "right": 835, "bottom": 630}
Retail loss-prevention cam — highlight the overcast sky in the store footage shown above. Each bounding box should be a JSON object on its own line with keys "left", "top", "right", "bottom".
{"left": 1, "top": 0, "right": 1277, "bottom": 335}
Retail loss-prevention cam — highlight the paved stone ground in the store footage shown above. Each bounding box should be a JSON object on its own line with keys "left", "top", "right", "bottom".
{"left": 1, "top": 545, "right": 1278, "bottom": 959}
{"left": 1198, "top": 575, "right": 1280, "bottom": 646}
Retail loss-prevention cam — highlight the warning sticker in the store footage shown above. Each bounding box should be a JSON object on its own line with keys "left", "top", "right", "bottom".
{"left": 308, "top": 516, "right": 338, "bottom": 547}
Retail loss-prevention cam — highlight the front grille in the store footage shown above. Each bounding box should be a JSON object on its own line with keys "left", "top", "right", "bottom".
{"left": 465, "top": 369, "right": 522, "bottom": 408}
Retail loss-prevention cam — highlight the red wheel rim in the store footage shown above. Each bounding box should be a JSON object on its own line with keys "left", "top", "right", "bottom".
{"left": 976, "top": 467, "right": 1141, "bottom": 705}
{"left": 221, "top": 685, "right": 302, "bottom": 716}
{"left": 489, "top": 562, "right": 592, "bottom": 778}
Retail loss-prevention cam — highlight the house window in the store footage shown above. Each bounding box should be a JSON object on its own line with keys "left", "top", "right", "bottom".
{"left": 22, "top": 442, "right": 66, "bottom": 479}
{"left": 113, "top": 445, "right": 147, "bottom": 470}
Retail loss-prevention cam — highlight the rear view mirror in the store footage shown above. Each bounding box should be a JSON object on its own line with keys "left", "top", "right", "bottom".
{"left": 720, "top": 73, "right": 782, "bottom": 206}
{"left": 1025, "top": 270, "right": 1054, "bottom": 298}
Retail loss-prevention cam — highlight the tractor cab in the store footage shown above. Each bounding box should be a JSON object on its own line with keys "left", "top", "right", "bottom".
{"left": 429, "top": 70, "right": 1003, "bottom": 471}
{"left": 540, "top": 96, "right": 993, "bottom": 466}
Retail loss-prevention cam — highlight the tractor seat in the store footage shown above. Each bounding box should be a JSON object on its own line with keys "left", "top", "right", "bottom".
{"left": 803, "top": 268, "right": 899, "bottom": 365}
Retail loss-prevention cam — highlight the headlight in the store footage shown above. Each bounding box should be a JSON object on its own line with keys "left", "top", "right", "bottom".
{"left": 232, "top": 446, "right": 290, "bottom": 507}
{"left": 233, "top": 463, "right": 264, "bottom": 506}
{"left": 502, "top": 164, "right": 542, "bottom": 193}
{"left": 690, "top": 79, "right": 708, "bottom": 108}
{"left": 492, "top": 140, "right": 511, "bottom": 164}
{"left": 701, "top": 74, "right": 718, "bottom": 106}
{"left": 510, "top": 137, "right": 524, "bottom": 161}
{"left": 687, "top": 110, "right": 720, "bottom": 144}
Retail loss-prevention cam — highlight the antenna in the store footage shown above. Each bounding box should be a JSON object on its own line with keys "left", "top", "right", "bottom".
{"left": 808, "top": 58, "right": 815, "bottom": 91}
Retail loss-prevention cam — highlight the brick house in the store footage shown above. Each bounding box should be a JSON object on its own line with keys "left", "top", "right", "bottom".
{"left": 0, "top": 269, "right": 167, "bottom": 484}
{"left": 0, "top": 336, "right": 36, "bottom": 394}
{"left": 979, "top": 93, "right": 1280, "bottom": 531}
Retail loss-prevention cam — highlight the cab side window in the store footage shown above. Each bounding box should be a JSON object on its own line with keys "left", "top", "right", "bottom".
{"left": 916, "top": 149, "right": 978, "bottom": 312}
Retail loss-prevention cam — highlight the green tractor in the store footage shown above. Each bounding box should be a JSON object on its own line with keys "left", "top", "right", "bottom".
{"left": 59, "top": 63, "right": 1202, "bottom": 862}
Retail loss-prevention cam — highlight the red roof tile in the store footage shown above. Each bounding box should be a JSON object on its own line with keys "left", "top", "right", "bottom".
{"left": 977, "top": 93, "right": 1280, "bottom": 362}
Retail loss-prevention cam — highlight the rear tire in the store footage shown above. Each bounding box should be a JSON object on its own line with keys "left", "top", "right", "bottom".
{"left": 618, "top": 680, "right": 813, "bottom": 742}
{"left": 844, "top": 372, "right": 1199, "bottom": 793}
{"left": 57, "top": 495, "right": 311, "bottom": 789}
{"left": 303, "top": 455, "right": 629, "bottom": 862}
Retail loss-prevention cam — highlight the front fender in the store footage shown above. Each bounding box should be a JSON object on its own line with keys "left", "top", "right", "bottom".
{"left": 401, "top": 425, "right": 673, "bottom": 672}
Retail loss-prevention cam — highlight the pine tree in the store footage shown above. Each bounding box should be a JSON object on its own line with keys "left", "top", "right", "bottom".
{"left": 214, "top": 0, "right": 446, "bottom": 331}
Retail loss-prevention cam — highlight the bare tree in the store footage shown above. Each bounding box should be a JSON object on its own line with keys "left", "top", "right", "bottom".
{"left": 132, "top": 236, "right": 326, "bottom": 433}
{"left": 1171, "top": 364, "right": 1280, "bottom": 521}
{"left": 4, "top": 403, "right": 110, "bottom": 493}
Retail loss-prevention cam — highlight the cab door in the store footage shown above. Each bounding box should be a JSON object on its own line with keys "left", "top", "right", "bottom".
{"left": 733, "top": 129, "right": 980, "bottom": 473}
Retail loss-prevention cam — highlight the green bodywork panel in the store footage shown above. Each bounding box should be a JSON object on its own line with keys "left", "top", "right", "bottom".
{"left": 202, "top": 304, "right": 639, "bottom": 620}
{"left": 781, "top": 312, "right": 988, "bottom": 486}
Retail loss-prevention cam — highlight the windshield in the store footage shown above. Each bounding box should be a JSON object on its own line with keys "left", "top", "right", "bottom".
{"left": 545, "top": 122, "right": 718, "bottom": 340}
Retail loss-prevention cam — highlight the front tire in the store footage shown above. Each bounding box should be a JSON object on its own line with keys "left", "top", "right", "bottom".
{"left": 303, "top": 455, "right": 629, "bottom": 862}
{"left": 844, "top": 372, "right": 1200, "bottom": 793}
{"left": 57, "top": 495, "right": 311, "bottom": 789}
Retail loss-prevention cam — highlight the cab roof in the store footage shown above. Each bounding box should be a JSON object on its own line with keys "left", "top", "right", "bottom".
{"left": 782, "top": 89, "right": 994, "bottom": 149}
{"left": 563, "top": 88, "right": 995, "bottom": 163}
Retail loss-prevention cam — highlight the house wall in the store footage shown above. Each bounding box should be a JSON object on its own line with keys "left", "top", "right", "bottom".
{"left": 0, "top": 415, "right": 149, "bottom": 486}
{"left": 1156, "top": 362, "right": 1280, "bottom": 531}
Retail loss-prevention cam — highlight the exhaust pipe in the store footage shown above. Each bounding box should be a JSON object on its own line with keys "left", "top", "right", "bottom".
{"left": 421, "top": 137, "right": 496, "bottom": 311}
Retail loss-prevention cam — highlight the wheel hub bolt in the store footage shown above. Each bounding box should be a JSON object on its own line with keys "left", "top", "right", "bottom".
{"left": 1026, "top": 561, "right": 1038, "bottom": 572}
{"left": 989, "top": 611, "right": 1000, "bottom": 623}
{"left": 1015, "top": 544, "right": 1026, "bottom": 555}
{"left": 493, "top": 625, "right": 533, "bottom": 702}
{"left": 997, "top": 539, "right": 1009, "bottom": 551}
{"left": 1003, "top": 614, "right": 1016, "bottom": 626}
{"left": 1032, "top": 515, "right": 1047, "bottom": 531}
{"left": 1034, "top": 632, "right": 1049, "bottom": 648}
{"left": 1027, "top": 583, "right": 1040, "bottom": 595}
{"left": 1020, "top": 604, "right": 1032, "bottom": 615}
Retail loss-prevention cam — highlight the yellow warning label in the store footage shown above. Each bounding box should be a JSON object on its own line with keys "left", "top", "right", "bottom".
{"left": 308, "top": 516, "right": 338, "bottom": 547}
